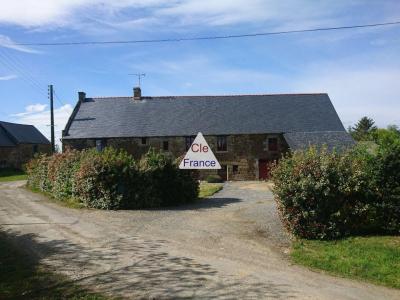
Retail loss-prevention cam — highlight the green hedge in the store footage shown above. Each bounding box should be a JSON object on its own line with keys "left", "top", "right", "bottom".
{"left": 271, "top": 140, "right": 400, "bottom": 240}
{"left": 26, "top": 148, "right": 198, "bottom": 210}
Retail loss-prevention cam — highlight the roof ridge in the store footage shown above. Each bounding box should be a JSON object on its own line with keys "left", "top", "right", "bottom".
{"left": 0, "top": 120, "right": 33, "bottom": 127}
{"left": 285, "top": 130, "right": 348, "bottom": 134}
{"left": 89, "top": 92, "right": 328, "bottom": 99}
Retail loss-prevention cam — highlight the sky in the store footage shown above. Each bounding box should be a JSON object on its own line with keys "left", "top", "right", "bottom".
{"left": 0, "top": 0, "right": 399, "bottom": 147}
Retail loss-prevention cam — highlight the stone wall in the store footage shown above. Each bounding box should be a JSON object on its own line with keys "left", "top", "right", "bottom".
{"left": 0, "top": 144, "right": 51, "bottom": 169}
{"left": 63, "top": 134, "right": 289, "bottom": 180}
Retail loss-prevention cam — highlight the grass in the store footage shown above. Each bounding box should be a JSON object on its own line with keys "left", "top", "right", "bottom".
{"left": 0, "top": 169, "right": 27, "bottom": 182}
{"left": 199, "top": 182, "right": 223, "bottom": 198}
{"left": 0, "top": 232, "right": 111, "bottom": 300}
{"left": 28, "top": 186, "right": 85, "bottom": 209}
{"left": 291, "top": 236, "right": 400, "bottom": 289}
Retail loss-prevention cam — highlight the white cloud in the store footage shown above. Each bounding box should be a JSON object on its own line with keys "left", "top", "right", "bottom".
{"left": 291, "top": 67, "right": 400, "bottom": 128}
{"left": 12, "top": 104, "right": 73, "bottom": 149}
{"left": 0, "top": 74, "right": 17, "bottom": 80}
{"left": 0, "top": 0, "right": 384, "bottom": 31}
{"left": 0, "top": 35, "right": 39, "bottom": 53}
{"left": 26, "top": 103, "right": 47, "bottom": 113}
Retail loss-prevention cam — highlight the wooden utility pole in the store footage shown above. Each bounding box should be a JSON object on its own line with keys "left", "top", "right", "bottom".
{"left": 48, "top": 85, "right": 55, "bottom": 153}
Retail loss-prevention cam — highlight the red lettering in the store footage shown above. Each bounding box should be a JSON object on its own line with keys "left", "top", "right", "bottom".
{"left": 191, "top": 143, "right": 199, "bottom": 152}
{"left": 190, "top": 143, "right": 209, "bottom": 152}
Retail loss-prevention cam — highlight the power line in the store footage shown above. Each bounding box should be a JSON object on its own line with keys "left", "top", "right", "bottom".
{"left": 54, "top": 90, "right": 66, "bottom": 106}
{"left": 0, "top": 49, "right": 67, "bottom": 108}
{"left": 13, "top": 20, "right": 400, "bottom": 46}
{"left": 0, "top": 49, "right": 47, "bottom": 98}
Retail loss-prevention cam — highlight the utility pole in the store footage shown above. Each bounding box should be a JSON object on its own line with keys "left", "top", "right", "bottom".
{"left": 48, "top": 85, "right": 55, "bottom": 153}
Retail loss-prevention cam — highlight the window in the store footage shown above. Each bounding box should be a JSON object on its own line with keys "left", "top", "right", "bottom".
{"left": 217, "top": 136, "right": 227, "bottom": 152}
{"left": 32, "top": 145, "right": 38, "bottom": 154}
{"left": 232, "top": 165, "right": 239, "bottom": 174}
{"left": 163, "top": 141, "right": 169, "bottom": 151}
{"left": 268, "top": 138, "right": 278, "bottom": 151}
{"left": 185, "top": 136, "right": 195, "bottom": 151}
{"left": 141, "top": 137, "right": 147, "bottom": 145}
{"left": 96, "top": 139, "right": 106, "bottom": 151}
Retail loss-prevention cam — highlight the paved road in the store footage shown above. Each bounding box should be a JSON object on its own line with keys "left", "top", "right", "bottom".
{"left": 1, "top": 181, "right": 399, "bottom": 299}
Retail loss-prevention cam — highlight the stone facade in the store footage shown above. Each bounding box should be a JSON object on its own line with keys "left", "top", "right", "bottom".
{"left": 63, "top": 134, "right": 289, "bottom": 180}
{"left": 0, "top": 144, "right": 51, "bottom": 169}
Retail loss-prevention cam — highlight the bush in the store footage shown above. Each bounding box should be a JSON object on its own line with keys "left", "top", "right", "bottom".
{"left": 138, "top": 150, "right": 199, "bottom": 207}
{"left": 47, "top": 150, "right": 82, "bottom": 200}
{"left": 370, "top": 140, "right": 400, "bottom": 233}
{"left": 74, "top": 148, "right": 140, "bottom": 209}
{"left": 205, "top": 174, "right": 223, "bottom": 183}
{"left": 272, "top": 140, "right": 400, "bottom": 239}
{"left": 26, "top": 154, "right": 52, "bottom": 192}
{"left": 271, "top": 146, "right": 372, "bottom": 240}
{"left": 26, "top": 147, "right": 199, "bottom": 210}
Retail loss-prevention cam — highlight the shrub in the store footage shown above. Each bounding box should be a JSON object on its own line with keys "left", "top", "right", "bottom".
{"left": 74, "top": 148, "right": 140, "bottom": 209}
{"left": 271, "top": 146, "right": 371, "bottom": 240}
{"left": 370, "top": 140, "right": 400, "bottom": 233}
{"left": 26, "top": 154, "right": 52, "bottom": 192}
{"left": 26, "top": 148, "right": 198, "bottom": 210}
{"left": 47, "top": 150, "right": 82, "bottom": 200}
{"left": 205, "top": 174, "right": 223, "bottom": 183}
{"left": 139, "top": 149, "right": 199, "bottom": 207}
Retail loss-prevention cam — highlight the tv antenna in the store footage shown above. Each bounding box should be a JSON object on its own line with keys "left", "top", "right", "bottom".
{"left": 129, "top": 73, "right": 146, "bottom": 87}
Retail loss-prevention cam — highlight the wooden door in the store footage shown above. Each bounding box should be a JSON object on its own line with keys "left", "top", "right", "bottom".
{"left": 258, "top": 159, "right": 270, "bottom": 180}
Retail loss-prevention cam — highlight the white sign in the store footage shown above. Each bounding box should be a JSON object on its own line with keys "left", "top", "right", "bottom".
{"left": 179, "top": 132, "right": 221, "bottom": 169}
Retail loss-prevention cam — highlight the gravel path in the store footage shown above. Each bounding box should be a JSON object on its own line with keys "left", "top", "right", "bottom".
{"left": 1, "top": 181, "right": 399, "bottom": 299}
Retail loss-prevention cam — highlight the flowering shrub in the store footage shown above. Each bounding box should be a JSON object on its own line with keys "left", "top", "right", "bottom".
{"left": 26, "top": 154, "right": 52, "bottom": 192}
{"left": 271, "top": 143, "right": 400, "bottom": 240}
{"left": 47, "top": 150, "right": 83, "bottom": 200}
{"left": 26, "top": 148, "right": 198, "bottom": 210}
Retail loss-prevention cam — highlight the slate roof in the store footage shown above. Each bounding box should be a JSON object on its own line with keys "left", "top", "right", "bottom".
{"left": 0, "top": 126, "right": 15, "bottom": 147}
{"left": 284, "top": 131, "right": 355, "bottom": 151}
{"left": 0, "top": 121, "right": 50, "bottom": 146}
{"left": 63, "top": 93, "right": 349, "bottom": 140}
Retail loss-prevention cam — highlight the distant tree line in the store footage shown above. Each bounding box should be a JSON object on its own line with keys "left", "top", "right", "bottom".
{"left": 348, "top": 116, "right": 400, "bottom": 143}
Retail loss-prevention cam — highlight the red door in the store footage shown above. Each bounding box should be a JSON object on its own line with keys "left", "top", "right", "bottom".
{"left": 258, "top": 159, "right": 270, "bottom": 180}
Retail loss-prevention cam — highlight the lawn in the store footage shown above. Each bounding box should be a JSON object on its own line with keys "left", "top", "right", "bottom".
{"left": 199, "top": 182, "right": 223, "bottom": 198}
{"left": 0, "top": 169, "right": 27, "bottom": 182}
{"left": 292, "top": 236, "right": 400, "bottom": 289}
{"left": 0, "top": 232, "right": 111, "bottom": 299}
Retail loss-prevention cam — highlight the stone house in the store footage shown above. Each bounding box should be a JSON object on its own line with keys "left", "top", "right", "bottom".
{"left": 0, "top": 121, "right": 51, "bottom": 169}
{"left": 62, "top": 88, "right": 354, "bottom": 180}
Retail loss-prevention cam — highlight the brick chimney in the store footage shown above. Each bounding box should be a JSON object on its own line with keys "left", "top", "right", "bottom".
{"left": 78, "top": 91, "right": 86, "bottom": 103}
{"left": 133, "top": 87, "right": 141, "bottom": 100}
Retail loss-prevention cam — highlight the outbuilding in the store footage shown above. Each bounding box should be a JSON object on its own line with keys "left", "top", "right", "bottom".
{"left": 0, "top": 121, "right": 51, "bottom": 169}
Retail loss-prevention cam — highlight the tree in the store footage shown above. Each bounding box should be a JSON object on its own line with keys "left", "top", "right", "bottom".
{"left": 349, "top": 117, "right": 377, "bottom": 141}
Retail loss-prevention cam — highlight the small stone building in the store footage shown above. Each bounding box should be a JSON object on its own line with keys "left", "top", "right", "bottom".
{"left": 0, "top": 121, "right": 51, "bottom": 169}
{"left": 62, "top": 88, "right": 354, "bottom": 180}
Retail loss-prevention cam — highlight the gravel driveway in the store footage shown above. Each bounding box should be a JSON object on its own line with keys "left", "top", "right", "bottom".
{"left": 1, "top": 181, "right": 399, "bottom": 299}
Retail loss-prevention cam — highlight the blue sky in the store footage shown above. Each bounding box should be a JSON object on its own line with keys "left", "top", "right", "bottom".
{"left": 0, "top": 0, "right": 399, "bottom": 145}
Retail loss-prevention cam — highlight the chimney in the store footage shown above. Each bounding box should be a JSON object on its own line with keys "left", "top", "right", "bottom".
{"left": 78, "top": 91, "right": 86, "bottom": 103}
{"left": 133, "top": 87, "right": 141, "bottom": 100}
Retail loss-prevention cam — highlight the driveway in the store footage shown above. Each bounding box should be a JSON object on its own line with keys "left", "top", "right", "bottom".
{"left": 0, "top": 181, "right": 399, "bottom": 299}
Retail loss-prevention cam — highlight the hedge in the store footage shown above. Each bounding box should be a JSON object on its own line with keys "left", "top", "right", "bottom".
{"left": 271, "top": 142, "right": 400, "bottom": 240}
{"left": 26, "top": 148, "right": 198, "bottom": 210}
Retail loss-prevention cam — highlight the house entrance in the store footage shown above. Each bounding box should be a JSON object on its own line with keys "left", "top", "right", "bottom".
{"left": 258, "top": 159, "right": 271, "bottom": 180}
